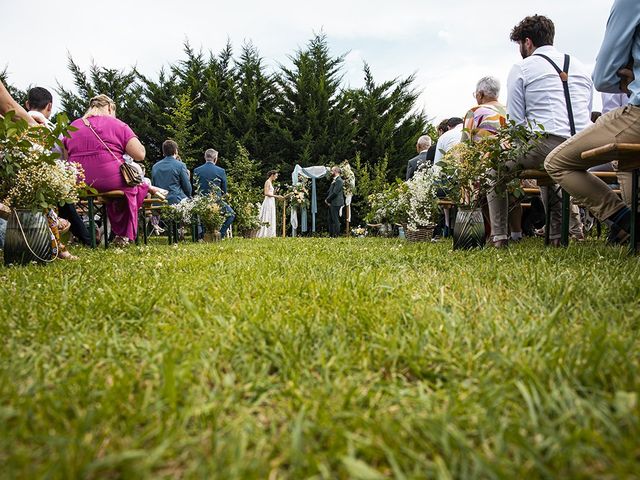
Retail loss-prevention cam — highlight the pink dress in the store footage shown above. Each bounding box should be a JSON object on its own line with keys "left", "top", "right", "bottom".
{"left": 64, "top": 116, "right": 149, "bottom": 241}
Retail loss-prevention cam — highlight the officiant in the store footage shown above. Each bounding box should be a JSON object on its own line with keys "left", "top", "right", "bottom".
{"left": 325, "top": 166, "right": 345, "bottom": 238}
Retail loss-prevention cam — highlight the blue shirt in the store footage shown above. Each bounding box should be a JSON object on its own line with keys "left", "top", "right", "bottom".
{"left": 592, "top": 0, "right": 640, "bottom": 106}
{"left": 151, "top": 156, "right": 192, "bottom": 205}
{"left": 193, "top": 162, "right": 228, "bottom": 196}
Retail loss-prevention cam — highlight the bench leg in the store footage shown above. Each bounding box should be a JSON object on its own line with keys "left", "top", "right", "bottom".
{"left": 630, "top": 168, "right": 638, "bottom": 255}
{"left": 544, "top": 188, "right": 551, "bottom": 246}
{"left": 561, "top": 189, "right": 570, "bottom": 247}
{"left": 103, "top": 205, "right": 109, "bottom": 249}
{"left": 142, "top": 206, "right": 148, "bottom": 245}
{"left": 88, "top": 198, "right": 96, "bottom": 248}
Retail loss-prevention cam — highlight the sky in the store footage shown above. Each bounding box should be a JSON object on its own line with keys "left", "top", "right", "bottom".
{"left": 2, "top": 0, "right": 615, "bottom": 123}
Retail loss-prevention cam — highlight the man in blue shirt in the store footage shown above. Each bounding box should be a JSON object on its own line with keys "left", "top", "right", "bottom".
{"left": 151, "top": 140, "right": 192, "bottom": 205}
{"left": 545, "top": 0, "right": 640, "bottom": 244}
{"left": 193, "top": 148, "right": 235, "bottom": 238}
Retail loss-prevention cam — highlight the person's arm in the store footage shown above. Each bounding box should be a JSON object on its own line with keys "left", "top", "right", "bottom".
{"left": 406, "top": 160, "right": 414, "bottom": 181}
{"left": 506, "top": 64, "right": 526, "bottom": 126}
{"left": 221, "top": 170, "right": 228, "bottom": 194}
{"left": 593, "top": 0, "right": 640, "bottom": 93}
{"left": 125, "top": 137, "right": 146, "bottom": 162}
{"left": 0, "top": 80, "right": 37, "bottom": 126}
{"left": 180, "top": 165, "right": 192, "bottom": 197}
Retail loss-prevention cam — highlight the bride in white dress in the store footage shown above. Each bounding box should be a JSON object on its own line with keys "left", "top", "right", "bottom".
{"left": 257, "top": 170, "right": 283, "bottom": 238}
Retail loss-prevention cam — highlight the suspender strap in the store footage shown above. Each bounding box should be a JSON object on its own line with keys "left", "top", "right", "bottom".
{"left": 534, "top": 53, "right": 577, "bottom": 136}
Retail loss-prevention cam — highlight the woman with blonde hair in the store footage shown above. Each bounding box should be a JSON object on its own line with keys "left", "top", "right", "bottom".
{"left": 64, "top": 94, "right": 148, "bottom": 246}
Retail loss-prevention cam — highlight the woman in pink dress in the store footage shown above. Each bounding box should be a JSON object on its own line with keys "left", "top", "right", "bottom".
{"left": 64, "top": 95, "right": 149, "bottom": 247}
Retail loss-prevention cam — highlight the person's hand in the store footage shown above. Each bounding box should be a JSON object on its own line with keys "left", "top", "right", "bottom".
{"left": 618, "top": 67, "right": 634, "bottom": 95}
{"left": 276, "top": 195, "right": 284, "bottom": 200}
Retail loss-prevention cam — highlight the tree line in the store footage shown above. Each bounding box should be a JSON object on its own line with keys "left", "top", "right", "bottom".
{"left": 3, "top": 33, "right": 436, "bottom": 224}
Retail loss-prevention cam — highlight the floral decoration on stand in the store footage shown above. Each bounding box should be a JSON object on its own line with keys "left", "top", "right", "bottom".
{"left": 285, "top": 176, "right": 310, "bottom": 211}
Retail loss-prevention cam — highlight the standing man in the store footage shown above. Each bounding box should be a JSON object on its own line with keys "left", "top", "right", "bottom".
{"left": 325, "top": 166, "right": 345, "bottom": 237}
{"left": 487, "top": 15, "right": 592, "bottom": 247}
{"left": 151, "top": 140, "right": 192, "bottom": 205}
{"left": 545, "top": 0, "right": 640, "bottom": 245}
{"left": 193, "top": 148, "right": 235, "bottom": 238}
{"left": 406, "top": 135, "right": 432, "bottom": 180}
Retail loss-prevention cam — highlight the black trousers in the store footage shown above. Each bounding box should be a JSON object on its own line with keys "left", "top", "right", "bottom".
{"left": 58, "top": 203, "right": 92, "bottom": 246}
{"left": 328, "top": 205, "right": 341, "bottom": 237}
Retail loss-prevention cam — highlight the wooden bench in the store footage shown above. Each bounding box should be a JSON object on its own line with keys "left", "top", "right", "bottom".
{"left": 79, "top": 191, "right": 169, "bottom": 248}
{"left": 581, "top": 143, "right": 640, "bottom": 254}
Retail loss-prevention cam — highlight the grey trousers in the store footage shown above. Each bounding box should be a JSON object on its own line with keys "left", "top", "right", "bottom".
{"left": 545, "top": 105, "right": 640, "bottom": 220}
{"left": 488, "top": 135, "right": 566, "bottom": 242}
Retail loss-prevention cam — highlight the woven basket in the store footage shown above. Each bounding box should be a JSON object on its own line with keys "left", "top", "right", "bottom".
{"left": 405, "top": 225, "right": 435, "bottom": 242}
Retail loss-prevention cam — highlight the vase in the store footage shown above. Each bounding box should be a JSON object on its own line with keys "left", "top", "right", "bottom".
{"left": 4, "top": 209, "right": 53, "bottom": 266}
{"left": 203, "top": 231, "right": 222, "bottom": 242}
{"left": 453, "top": 207, "right": 486, "bottom": 250}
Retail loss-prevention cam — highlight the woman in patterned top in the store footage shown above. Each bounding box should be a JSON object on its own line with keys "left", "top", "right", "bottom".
{"left": 462, "top": 76, "right": 522, "bottom": 246}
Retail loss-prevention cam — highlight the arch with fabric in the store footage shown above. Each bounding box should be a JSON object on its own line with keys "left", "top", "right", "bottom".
{"left": 290, "top": 163, "right": 354, "bottom": 236}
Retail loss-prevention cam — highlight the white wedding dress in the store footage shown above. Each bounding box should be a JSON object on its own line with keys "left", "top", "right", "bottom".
{"left": 257, "top": 182, "right": 277, "bottom": 238}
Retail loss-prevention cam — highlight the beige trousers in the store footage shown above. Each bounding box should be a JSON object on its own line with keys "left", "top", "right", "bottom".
{"left": 545, "top": 105, "right": 640, "bottom": 220}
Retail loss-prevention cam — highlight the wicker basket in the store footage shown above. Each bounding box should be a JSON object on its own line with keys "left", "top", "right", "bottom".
{"left": 405, "top": 225, "right": 435, "bottom": 242}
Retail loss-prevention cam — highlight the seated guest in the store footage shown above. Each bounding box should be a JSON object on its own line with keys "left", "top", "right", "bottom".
{"left": 151, "top": 140, "right": 192, "bottom": 205}
{"left": 193, "top": 148, "right": 235, "bottom": 238}
{"left": 432, "top": 117, "right": 464, "bottom": 176}
{"left": 63, "top": 94, "right": 149, "bottom": 247}
{"left": 193, "top": 148, "right": 227, "bottom": 195}
{"left": 432, "top": 117, "right": 464, "bottom": 236}
{"left": 545, "top": 0, "right": 639, "bottom": 245}
{"left": 461, "top": 76, "right": 524, "bottom": 241}
{"left": 26, "top": 86, "right": 92, "bottom": 248}
{"left": 406, "top": 135, "right": 432, "bottom": 180}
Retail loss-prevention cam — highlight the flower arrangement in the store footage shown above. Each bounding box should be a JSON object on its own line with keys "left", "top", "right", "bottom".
{"left": 438, "top": 120, "right": 544, "bottom": 205}
{"left": 405, "top": 167, "right": 439, "bottom": 230}
{"left": 0, "top": 111, "right": 80, "bottom": 211}
{"left": 192, "top": 195, "right": 226, "bottom": 231}
{"left": 6, "top": 159, "right": 84, "bottom": 211}
{"left": 339, "top": 161, "right": 356, "bottom": 197}
{"left": 351, "top": 225, "right": 367, "bottom": 237}
{"left": 365, "top": 180, "right": 410, "bottom": 225}
{"left": 285, "top": 176, "right": 310, "bottom": 209}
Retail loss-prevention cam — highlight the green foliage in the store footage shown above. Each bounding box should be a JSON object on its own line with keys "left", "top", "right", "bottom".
{"left": 1, "top": 239, "right": 639, "bottom": 478}
{"left": 226, "top": 144, "right": 263, "bottom": 234}
{"left": 163, "top": 89, "right": 203, "bottom": 170}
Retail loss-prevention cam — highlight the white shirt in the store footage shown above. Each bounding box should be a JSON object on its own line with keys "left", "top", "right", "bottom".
{"left": 507, "top": 45, "right": 593, "bottom": 137}
{"left": 601, "top": 92, "right": 629, "bottom": 114}
{"left": 432, "top": 124, "right": 463, "bottom": 176}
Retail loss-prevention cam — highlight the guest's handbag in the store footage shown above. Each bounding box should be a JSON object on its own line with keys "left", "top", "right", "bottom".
{"left": 81, "top": 117, "right": 144, "bottom": 186}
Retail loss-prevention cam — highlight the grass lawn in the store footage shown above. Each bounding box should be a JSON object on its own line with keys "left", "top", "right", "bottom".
{"left": 1, "top": 237, "right": 639, "bottom": 479}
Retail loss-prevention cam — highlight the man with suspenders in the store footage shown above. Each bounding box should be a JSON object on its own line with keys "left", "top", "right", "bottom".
{"left": 487, "top": 15, "right": 593, "bottom": 247}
